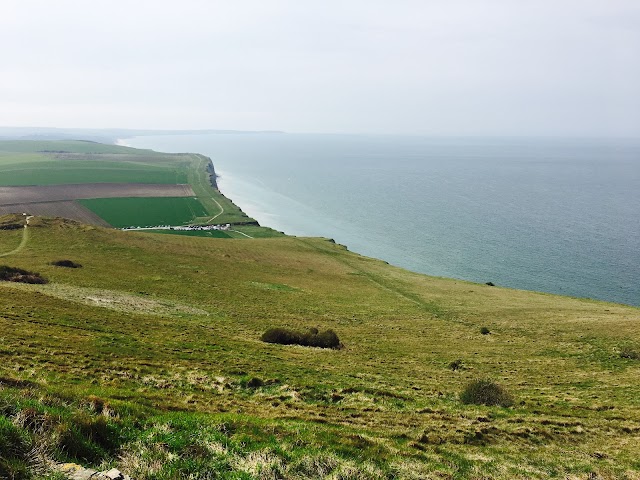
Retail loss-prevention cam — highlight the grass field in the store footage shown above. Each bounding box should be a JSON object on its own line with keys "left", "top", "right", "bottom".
{"left": 79, "top": 197, "right": 209, "bottom": 227}
{"left": 0, "top": 160, "right": 189, "bottom": 185}
{"left": 0, "top": 140, "right": 146, "bottom": 154}
{"left": 0, "top": 215, "right": 639, "bottom": 479}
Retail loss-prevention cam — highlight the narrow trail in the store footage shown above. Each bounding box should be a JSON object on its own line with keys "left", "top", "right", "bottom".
{"left": 229, "top": 229, "right": 253, "bottom": 238}
{"left": 206, "top": 197, "right": 224, "bottom": 224}
{"left": 0, "top": 215, "right": 32, "bottom": 258}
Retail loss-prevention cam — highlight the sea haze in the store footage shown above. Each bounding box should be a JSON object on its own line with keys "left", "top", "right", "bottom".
{"left": 124, "top": 134, "right": 640, "bottom": 307}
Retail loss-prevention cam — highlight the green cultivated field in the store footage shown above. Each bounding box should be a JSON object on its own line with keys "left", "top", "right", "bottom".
{"left": 0, "top": 160, "right": 188, "bottom": 185}
{"left": 79, "top": 197, "right": 209, "bottom": 227}
{"left": 147, "top": 228, "right": 232, "bottom": 238}
{"left": 0, "top": 139, "right": 145, "bottom": 154}
{"left": 0, "top": 214, "right": 639, "bottom": 479}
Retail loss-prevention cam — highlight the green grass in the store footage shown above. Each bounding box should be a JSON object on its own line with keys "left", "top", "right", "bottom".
{"left": 0, "top": 140, "right": 145, "bottom": 154}
{"left": 78, "top": 197, "right": 209, "bottom": 227}
{"left": 0, "top": 152, "right": 51, "bottom": 168}
{"left": 0, "top": 160, "right": 188, "bottom": 185}
{"left": 227, "top": 225, "right": 287, "bottom": 238}
{"left": 0, "top": 214, "right": 639, "bottom": 478}
{"left": 145, "top": 229, "right": 232, "bottom": 238}
{"left": 185, "top": 153, "right": 254, "bottom": 225}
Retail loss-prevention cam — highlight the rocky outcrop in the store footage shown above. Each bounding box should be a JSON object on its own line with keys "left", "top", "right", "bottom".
{"left": 56, "top": 463, "right": 132, "bottom": 480}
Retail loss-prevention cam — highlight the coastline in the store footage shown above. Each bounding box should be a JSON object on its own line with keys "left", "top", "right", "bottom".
{"left": 116, "top": 134, "right": 640, "bottom": 308}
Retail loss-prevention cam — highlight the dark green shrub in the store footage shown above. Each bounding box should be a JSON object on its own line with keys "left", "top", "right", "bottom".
{"left": 460, "top": 379, "right": 513, "bottom": 407}
{"left": 261, "top": 327, "right": 302, "bottom": 346}
{"left": 480, "top": 327, "right": 490, "bottom": 335}
{"left": 0, "top": 223, "right": 22, "bottom": 231}
{"left": 246, "top": 377, "right": 264, "bottom": 388}
{"left": 448, "top": 359, "right": 464, "bottom": 371}
{"left": 619, "top": 345, "right": 640, "bottom": 360}
{"left": 0, "top": 265, "right": 47, "bottom": 284}
{"left": 309, "top": 329, "right": 340, "bottom": 349}
{"left": 50, "top": 260, "right": 82, "bottom": 268}
{"left": 261, "top": 327, "right": 341, "bottom": 349}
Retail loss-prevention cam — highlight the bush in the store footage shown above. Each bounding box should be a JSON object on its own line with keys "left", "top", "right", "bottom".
{"left": 448, "top": 359, "right": 464, "bottom": 371}
{"left": 480, "top": 327, "right": 491, "bottom": 335}
{"left": 0, "top": 265, "right": 47, "bottom": 284}
{"left": 50, "top": 259, "right": 82, "bottom": 268}
{"left": 261, "top": 327, "right": 341, "bottom": 349}
{"left": 246, "top": 377, "right": 264, "bottom": 389}
{"left": 619, "top": 345, "right": 640, "bottom": 360}
{"left": 460, "top": 379, "right": 513, "bottom": 407}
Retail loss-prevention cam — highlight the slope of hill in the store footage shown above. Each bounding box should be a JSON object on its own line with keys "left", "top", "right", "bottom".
{"left": 1, "top": 212, "right": 639, "bottom": 479}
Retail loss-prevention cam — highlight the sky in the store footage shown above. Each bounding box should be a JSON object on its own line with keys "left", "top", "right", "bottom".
{"left": 1, "top": 0, "right": 639, "bottom": 136}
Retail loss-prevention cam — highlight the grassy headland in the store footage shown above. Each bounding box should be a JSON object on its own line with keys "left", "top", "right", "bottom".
{"left": 0, "top": 211, "right": 639, "bottom": 479}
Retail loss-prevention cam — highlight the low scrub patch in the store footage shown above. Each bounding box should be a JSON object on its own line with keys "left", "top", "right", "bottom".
{"left": 460, "top": 379, "right": 513, "bottom": 407}
{"left": 50, "top": 259, "right": 82, "bottom": 268}
{"left": 0, "top": 265, "right": 47, "bottom": 284}
{"left": 261, "top": 327, "right": 341, "bottom": 349}
{"left": 448, "top": 359, "right": 464, "bottom": 371}
{"left": 0, "top": 223, "right": 22, "bottom": 231}
{"left": 619, "top": 344, "right": 640, "bottom": 360}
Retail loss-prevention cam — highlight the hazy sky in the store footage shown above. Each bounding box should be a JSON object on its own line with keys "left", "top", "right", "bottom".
{"left": 1, "top": 0, "right": 639, "bottom": 136}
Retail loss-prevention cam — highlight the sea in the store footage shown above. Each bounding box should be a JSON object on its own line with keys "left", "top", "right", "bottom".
{"left": 122, "top": 134, "right": 640, "bottom": 307}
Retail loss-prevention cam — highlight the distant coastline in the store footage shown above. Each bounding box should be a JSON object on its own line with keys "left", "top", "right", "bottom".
{"left": 121, "top": 134, "right": 640, "bottom": 307}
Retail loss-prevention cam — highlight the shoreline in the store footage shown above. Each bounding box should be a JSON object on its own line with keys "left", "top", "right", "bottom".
{"left": 115, "top": 135, "right": 640, "bottom": 308}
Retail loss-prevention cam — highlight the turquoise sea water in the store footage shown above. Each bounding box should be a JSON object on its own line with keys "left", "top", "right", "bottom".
{"left": 124, "top": 134, "right": 640, "bottom": 307}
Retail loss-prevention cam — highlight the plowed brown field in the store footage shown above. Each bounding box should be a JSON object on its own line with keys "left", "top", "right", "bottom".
{"left": 0, "top": 183, "right": 195, "bottom": 226}
{"left": 0, "top": 183, "right": 195, "bottom": 205}
{"left": 0, "top": 202, "right": 111, "bottom": 227}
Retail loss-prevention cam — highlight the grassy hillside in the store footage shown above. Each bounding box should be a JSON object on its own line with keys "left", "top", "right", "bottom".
{"left": 1, "top": 214, "right": 639, "bottom": 479}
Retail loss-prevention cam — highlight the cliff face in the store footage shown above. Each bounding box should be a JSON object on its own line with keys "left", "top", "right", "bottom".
{"left": 205, "top": 158, "right": 219, "bottom": 189}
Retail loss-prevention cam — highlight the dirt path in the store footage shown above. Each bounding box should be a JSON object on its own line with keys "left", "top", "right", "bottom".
{"left": 0, "top": 215, "right": 32, "bottom": 258}
{"left": 229, "top": 229, "right": 254, "bottom": 238}
{"left": 206, "top": 197, "right": 224, "bottom": 224}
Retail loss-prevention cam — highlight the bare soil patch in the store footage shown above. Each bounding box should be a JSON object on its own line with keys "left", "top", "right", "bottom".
{"left": 0, "top": 201, "right": 111, "bottom": 227}
{"left": 1, "top": 282, "right": 209, "bottom": 317}
{"left": 0, "top": 183, "right": 195, "bottom": 205}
